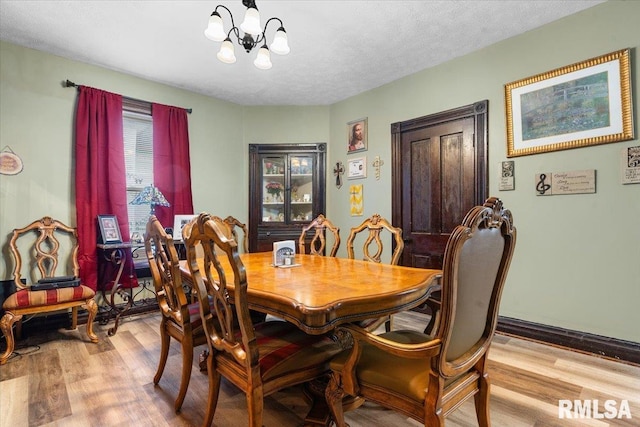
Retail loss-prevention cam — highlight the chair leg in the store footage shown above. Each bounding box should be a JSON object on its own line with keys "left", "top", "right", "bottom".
{"left": 175, "top": 340, "right": 194, "bottom": 412}
{"left": 71, "top": 306, "right": 78, "bottom": 330}
{"left": 0, "top": 312, "right": 22, "bottom": 365}
{"left": 474, "top": 372, "right": 491, "bottom": 427}
{"left": 202, "top": 352, "right": 220, "bottom": 427}
{"left": 246, "top": 383, "right": 264, "bottom": 427}
{"left": 85, "top": 298, "right": 99, "bottom": 342}
{"left": 326, "top": 372, "right": 347, "bottom": 427}
{"left": 154, "top": 320, "right": 170, "bottom": 385}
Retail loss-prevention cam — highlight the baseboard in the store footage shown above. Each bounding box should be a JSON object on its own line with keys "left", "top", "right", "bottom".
{"left": 497, "top": 316, "right": 640, "bottom": 366}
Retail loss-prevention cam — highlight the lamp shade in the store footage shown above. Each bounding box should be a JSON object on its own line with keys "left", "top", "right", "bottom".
{"left": 253, "top": 46, "right": 272, "bottom": 70}
{"left": 240, "top": 7, "right": 262, "bottom": 36}
{"left": 217, "top": 38, "right": 237, "bottom": 63}
{"left": 130, "top": 185, "right": 170, "bottom": 215}
{"left": 204, "top": 12, "right": 226, "bottom": 41}
{"left": 270, "top": 27, "right": 290, "bottom": 55}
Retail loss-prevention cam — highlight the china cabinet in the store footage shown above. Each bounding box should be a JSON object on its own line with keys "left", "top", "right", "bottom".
{"left": 248, "top": 143, "right": 326, "bottom": 252}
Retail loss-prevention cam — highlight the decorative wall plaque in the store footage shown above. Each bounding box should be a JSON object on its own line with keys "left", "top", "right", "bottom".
{"left": 499, "top": 161, "right": 515, "bottom": 191}
{"left": 620, "top": 145, "right": 640, "bottom": 184}
{"left": 0, "top": 146, "right": 23, "bottom": 175}
{"left": 535, "top": 169, "right": 596, "bottom": 196}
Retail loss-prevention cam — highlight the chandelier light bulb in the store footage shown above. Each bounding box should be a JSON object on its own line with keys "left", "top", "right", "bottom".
{"left": 217, "top": 38, "right": 237, "bottom": 64}
{"left": 254, "top": 46, "right": 272, "bottom": 70}
{"left": 240, "top": 7, "right": 262, "bottom": 36}
{"left": 270, "top": 27, "right": 290, "bottom": 55}
{"left": 204, "top": 12, "right": 226, "bottom": 41}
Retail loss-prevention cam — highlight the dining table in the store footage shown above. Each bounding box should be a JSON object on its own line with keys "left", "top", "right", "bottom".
{"left": 178, "top": 251, "right": 441, "bottom": 335}
{"left": 178, "top": 251, "right": 441, "bottom": 426}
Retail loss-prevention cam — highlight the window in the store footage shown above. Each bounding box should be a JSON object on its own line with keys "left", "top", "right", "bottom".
{"left": 123, "top": 110, "right": 153, "bottom": 239}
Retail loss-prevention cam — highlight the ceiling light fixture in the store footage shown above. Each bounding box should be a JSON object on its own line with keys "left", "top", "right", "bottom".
{"left": 204, "top": 0, "right": 290, "bottom": 70}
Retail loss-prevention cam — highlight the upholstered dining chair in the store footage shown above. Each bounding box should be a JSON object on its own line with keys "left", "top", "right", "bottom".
{"left": 144, "top": 215, "right": 209, "bottom": 413}
{"left": 1, "top": 216, "right": 98, "bottom": 365}
{"left": 298, "top": 214, "right": 341, "bottom": 257}
{"left": 183, "top": 213, "right": 343, "bottom": 427}
{"left": 326, "top": 197, "right": 517, "bottom": 427}
{"left": 346, "top": 213, "right": 404, "bottom": 331}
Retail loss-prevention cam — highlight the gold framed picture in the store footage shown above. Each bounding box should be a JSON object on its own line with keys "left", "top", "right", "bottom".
{"left": 505, "top": 49, "right": 633, "bottom": 157}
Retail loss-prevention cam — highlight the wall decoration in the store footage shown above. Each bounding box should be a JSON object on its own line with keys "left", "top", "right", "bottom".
{"left": 348, "top": 156, "right": 367, "bottom": 179}
{"left": 333, "top": 161, "right": 345, "bottom": 188}
{"left": 0, "top": 146, "right": 23, "bottom": 175}
{"left": 347, "top": 117, "right": 367, "bottom": 153}
{"left": 499, "top": 161, "right": 515, "bottom": 191}
{"left": 98, "top": 215, "right": 122, "bottom": 243}
{"left": 349, "top": 184, "right": 363, "bottom": 216}
{"left": 505, "top": 49, "right": 633, "bottom": 157}
{"left": 620, "top": 145, "right": 640, "bottom": 184}
{"left": 535, "top": 169, "right": 596, "bottom": 196}
{"left": 371, "top": 156, "right": 384, "bottom": 180}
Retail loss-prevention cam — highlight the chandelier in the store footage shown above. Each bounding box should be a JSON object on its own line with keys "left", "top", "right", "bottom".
{"left": 204, "top": 0, "right": 290, "bottom": 70}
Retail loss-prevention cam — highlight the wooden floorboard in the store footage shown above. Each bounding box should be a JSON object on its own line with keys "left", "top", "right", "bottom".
{"left": 1, "top": 311, "right": 638, "bottom": 426}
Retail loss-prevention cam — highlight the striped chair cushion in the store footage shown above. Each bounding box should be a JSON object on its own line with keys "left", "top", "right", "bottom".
{"left": 220, "top": 320, "right": 342, "bottom": 382}
{"left": 3, "top": 285, "right": 95, "bottom": 310}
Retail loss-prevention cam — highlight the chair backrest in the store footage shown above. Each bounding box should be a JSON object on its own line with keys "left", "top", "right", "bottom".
{"left": 9, "top": 216, "right": 79, "bottom": 290}
{"left": 436, "top": 197, "right": 516, "bottom": 378}
{"left": 145, "top": 215, "right": 191, "bottom": 324}
{"left": 223, "top": 216, "right": 249, "bottom": 253}
{"left": 298, "top": 214, "right": 341, "bottom": 257}
{"left": 346, "top": 214, "right": 404, "bottom": 265}
{"left": 183, "top": 213, "right": 259, "bottom": 374}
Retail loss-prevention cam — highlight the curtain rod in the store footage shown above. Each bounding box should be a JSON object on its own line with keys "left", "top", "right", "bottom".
{"left": 63, "top": 79, "right": 192, "bottom": 114}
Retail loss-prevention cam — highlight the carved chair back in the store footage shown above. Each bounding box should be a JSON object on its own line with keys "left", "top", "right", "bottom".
{"left": 346, "top": 214, "right": 404, "bottom": 265}
{"left": 298, "top": 214, "right": 341, "bottom": 257}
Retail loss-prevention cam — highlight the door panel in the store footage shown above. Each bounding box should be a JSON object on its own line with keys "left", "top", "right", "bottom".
{"left": 392, "top": 101, "right": 488, "bottom": 270}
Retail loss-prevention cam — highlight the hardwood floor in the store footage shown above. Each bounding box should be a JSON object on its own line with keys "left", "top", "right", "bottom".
{"left": 1, "top": 310, "right": 638, "bottom": 426}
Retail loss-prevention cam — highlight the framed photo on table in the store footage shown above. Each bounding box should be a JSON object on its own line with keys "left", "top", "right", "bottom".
{"left": 347, "top": 118, "right": 367, "bottom": 153}
{"left": 173, "top": 214, "right": 197, "bottom": 241}
{"left": 97, "top": 215, "right": 122, "bottom": 243}
{"left": 505, "top": 49, "right": 633, "bottom": 157}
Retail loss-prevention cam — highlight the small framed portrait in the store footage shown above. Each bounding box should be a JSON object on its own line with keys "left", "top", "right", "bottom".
{"left": 97, "top": 215, "right": 122, "bottom": 243}
{"left": 347, "top": 156, "right": 367, "bottom": 179}
{"left": 347, "top": 118, "right": 367, "bottom": 153}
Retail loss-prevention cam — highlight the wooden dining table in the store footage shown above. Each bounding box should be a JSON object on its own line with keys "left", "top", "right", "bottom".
{"left": 179, "top": 251, "right": 440, "bottom": 426}
{"left": 178, "top": 251, "right": 441, "bottom": 335}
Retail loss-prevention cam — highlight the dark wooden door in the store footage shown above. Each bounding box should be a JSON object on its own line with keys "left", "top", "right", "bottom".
{"left": 392, "top": 101, "right": 488, "bottom": 269}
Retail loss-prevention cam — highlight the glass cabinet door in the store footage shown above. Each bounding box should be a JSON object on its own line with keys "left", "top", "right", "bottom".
{"left": 290, "top": 155, "right": 314, "bottom": 222}
{"left": 262, "top": 155, "right": 286, "bottom": 222}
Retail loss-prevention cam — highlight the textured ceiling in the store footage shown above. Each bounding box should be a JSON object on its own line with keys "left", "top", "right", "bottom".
{"left": 0, "top": 0, "right": 605, "bottom": 106}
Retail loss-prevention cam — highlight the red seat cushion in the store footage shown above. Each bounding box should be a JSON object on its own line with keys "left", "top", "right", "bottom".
{"left": 2, "top": 285, "right": 96, "bottom": 310}
{"left": 218, "top": 320, "right": 342, "bottom": 382}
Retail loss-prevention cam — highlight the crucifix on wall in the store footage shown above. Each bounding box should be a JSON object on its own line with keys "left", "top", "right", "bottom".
{"left": 333, "top": 161, "right": 345, "bottom": 188}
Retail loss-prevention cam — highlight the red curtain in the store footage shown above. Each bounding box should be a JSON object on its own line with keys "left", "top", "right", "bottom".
{"left": 152, "top": 103, "right": 194, "bottom": 231}
{"left": 75, "top": 86, "right": 136, "bottom": 291}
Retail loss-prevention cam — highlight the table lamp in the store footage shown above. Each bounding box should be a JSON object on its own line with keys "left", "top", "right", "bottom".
{"left": 129, "top": 184, "right": 171, "bottom": 215}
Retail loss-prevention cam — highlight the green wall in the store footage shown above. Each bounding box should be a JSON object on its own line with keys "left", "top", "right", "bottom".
{"left": 1, "top": 1, "right": 638, "bottom": 342}
{"left": 326, "top": 1, "right": 640, "bottom": 342}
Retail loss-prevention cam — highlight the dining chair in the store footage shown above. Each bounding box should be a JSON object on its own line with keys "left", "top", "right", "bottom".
{"left": 1, "top": 216, "right": 98, "bottom": 365}
{"left": 298, "top": 214, "right": 341, "bottom": 257}
{"left": 145, "top": 215, "right": 209, "bottom": 413}
{"left": 326, "top": 197, "right": 517, "bottom": 427}
{"left": 183, "top": 212, "right": 343, "bottom": 427}
{"left": 223, "top": 215, "right": 249, "bottom": 253}
{"left": 346, "top": 213, "right": 404, "bottom": 331}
